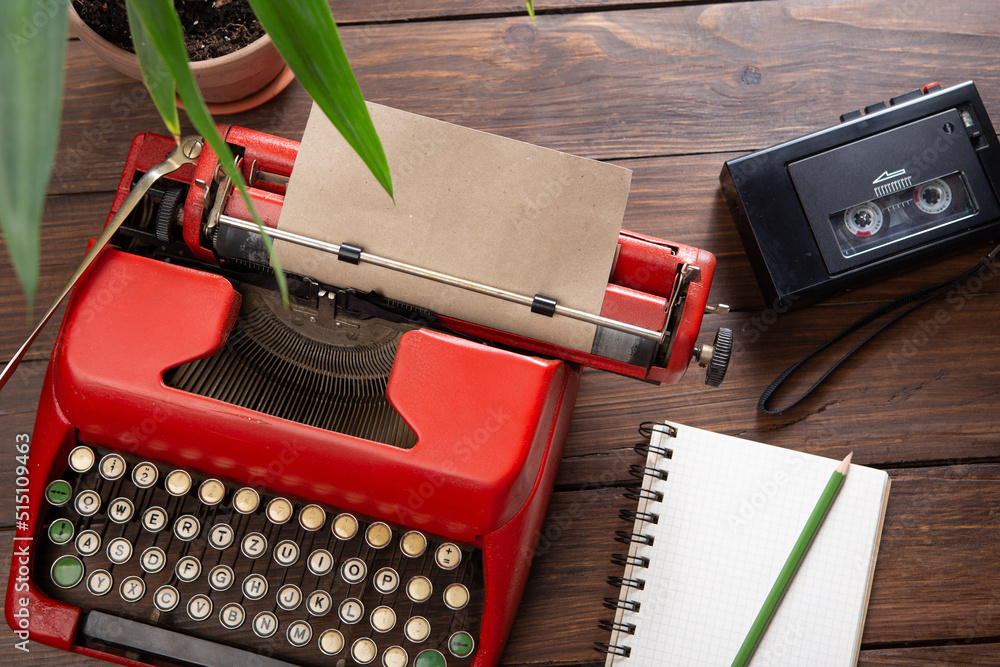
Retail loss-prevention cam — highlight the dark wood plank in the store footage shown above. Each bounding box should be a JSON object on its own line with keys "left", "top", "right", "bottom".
{"left": 50, "top": 0, "right": 1000, "bottom": 195}
{"left": 327, "top": 0, "right": 728, "bottom": 24}
{"left": 859, "top": 644, "right": 1000, "bottom": 666}
{"left": 557, "top": 285, "right": 1000, "bottom": 485}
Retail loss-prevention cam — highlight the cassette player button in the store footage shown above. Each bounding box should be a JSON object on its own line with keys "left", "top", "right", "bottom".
{"left": 864, "top": 101, "right": 887, "bottom": 114}
{"left": 840, "top": 109, "right": 863, "bottom": 122}
{"left": 890, "top": 89, "right": 923, "bottom": 106}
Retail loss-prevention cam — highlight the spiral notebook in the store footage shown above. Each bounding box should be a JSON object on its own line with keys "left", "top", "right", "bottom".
{"left": 600, "top": 422, "right": 890, "bottom": 666}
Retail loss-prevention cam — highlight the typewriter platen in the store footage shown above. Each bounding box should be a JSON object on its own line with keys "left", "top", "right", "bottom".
{"left": 6, "top": 124, "right": 730, "bottom": 667}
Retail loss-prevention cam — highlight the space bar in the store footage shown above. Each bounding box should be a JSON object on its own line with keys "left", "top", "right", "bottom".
{"left": 82, "top": 610, "right": 299, "bottom": 667}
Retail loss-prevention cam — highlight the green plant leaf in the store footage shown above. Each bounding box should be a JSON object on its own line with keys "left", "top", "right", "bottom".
{"left": 125, "top": 0, "right": 179, "bottom": 141}
{"left": 248, "top": 0, "right": 393, "bottom": 200}
{"left": 0, "top": 0, "right": 68, "bottom": 313}
{"left": 127, "top": 0, "right": 289, "bottom": 305}
{"left": 526, "top": 1, "right": 535, "bottom": 21}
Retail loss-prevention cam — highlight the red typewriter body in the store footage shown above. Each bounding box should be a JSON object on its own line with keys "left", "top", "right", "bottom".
{"left": 6, "top": 125, "right": 724, "bottom": 667}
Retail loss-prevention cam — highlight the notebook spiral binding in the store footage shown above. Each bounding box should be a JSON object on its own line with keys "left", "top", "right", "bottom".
{"left": 594, "top": 422, "right": 676, "bottom": 660}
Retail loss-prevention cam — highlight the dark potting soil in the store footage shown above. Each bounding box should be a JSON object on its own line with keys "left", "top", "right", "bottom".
{"left": 72, "top": 0, "right": 264, "bottom": 61}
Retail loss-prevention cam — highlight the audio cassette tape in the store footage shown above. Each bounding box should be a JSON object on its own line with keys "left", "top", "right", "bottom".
{"left": 721, "top": 81, "right": 1000, "bottom": 308}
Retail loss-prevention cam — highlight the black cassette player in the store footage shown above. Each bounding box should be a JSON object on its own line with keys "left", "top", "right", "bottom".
{"left": 721, "top": 80, "right": 1000, "bottom": 308}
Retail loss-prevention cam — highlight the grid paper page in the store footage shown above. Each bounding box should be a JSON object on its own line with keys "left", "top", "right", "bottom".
{"left": 607, "top": 423, "right": 889, "bottom": 667}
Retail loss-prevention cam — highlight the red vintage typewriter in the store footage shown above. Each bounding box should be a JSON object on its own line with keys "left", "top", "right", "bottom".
{"left": 5, "top": 124, "right": 730, "bottom": 667}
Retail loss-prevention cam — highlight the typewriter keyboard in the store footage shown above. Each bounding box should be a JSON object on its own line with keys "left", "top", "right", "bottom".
{"left": 36, "top": 444, "right": 483, "bottom": 667}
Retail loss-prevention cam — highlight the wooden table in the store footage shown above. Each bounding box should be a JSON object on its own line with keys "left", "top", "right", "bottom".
{"left": 3, "top": 0, "right": 999, "bottom": 664}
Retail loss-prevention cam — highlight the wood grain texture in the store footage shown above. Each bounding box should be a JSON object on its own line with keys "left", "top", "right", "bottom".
{"left": 45, "top": 0, "right": 1000, "bottom": 195}
{"left": 2, "top": 0, "right": 1000, "bottom": 664}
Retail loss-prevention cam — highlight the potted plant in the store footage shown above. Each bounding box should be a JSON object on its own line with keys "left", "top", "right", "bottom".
{"left": 1, "top": 0, "right": 397, "bottom": 316}
{"left": 69, "top": 0, "right": 295, "bottom": 112}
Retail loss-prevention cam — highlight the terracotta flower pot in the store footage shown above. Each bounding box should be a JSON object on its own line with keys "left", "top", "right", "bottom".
{"left": 69, "top": 6, "right": 295, "bottom": 114}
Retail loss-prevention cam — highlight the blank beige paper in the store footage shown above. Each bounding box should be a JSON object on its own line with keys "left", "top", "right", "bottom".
{"left": 276, "top": 103, "right": 632, "bottom": 353}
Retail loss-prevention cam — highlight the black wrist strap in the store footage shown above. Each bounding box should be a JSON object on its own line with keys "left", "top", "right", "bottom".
{"left": 759, "top": 244, "right": 1000, "bottom": 415}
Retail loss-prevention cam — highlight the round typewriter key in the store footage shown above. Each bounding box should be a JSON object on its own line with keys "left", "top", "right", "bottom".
{"left": 351, "top": 637, "right": 377, "bottom": 664}
{"left": 165, "top": 469, "right": 192, "bottom": 496}
{"left": 400, "top": 530, "right": 427, "bottom": 557}
{"left": 448, "top": 631, "right": 475, "bottom": 658}
{"left": 74, "top": 489, "right": 101, "bottom": 516}
{"left": 187, "top": 594, "right": 213, "bottom": 621}
{"left": 332, "top": 512, "right": 358, "bottom": 540}
{"left": 340, "top": 557, "right": 367, "bottom": 585}
{"left": 153, "top": 585, "right": 180, "bottom": 612}
{"left": 208, "top": 523, "right": 235, "bottom": 550}
{"left": 241, "top": 532, "right": 268, "bottom": 559}
{"left": 298, "top": 504, "right": 325, "bottom": 531}
{"left": 383, "top": 646, "right": 408, "bottom": 667}
{"left": 87, "top": 569, "right": 113, "bottom": 597}
{"left": 414, "top": 649, "right": 447, "bottom": 667}
{"left": 318, "top": 629, "right": 345, "bottom": 656}
{"left": 140, "top": 546, "right": 167, "bottom": 574}
{"left": 274, "top": 539, "right": 300, "bottom": 566}
{"left": 243, "top": 574, "right": 269, "bottom": 600}
{"left": 443, "top": 583, "right": 470, "bottom": 610}
{"left": 277, "top": 584, "right": 303, "bottom": 611}
{"left": 404, "top": 616, "right": 431, "bottom": 644}
{"left": 68, "top": 445, "right": 95, "bottom": 473}
{"left": 266, "top": 497, "right": 292, "bottom": 524}
{"left": 365, "top": 522, "right": 392, "bottom": 549}
{"left": 198, "top": 479, "right": 226, "bottom": 506}
{"left": 173, "top": 514, "right": 201, "bottom": 541}
{"left": 46, "top": 480, "right": 72, "bottom": 506}
{"left": 49, "top": 556, "right": 83, "bottom": 588}
{"left": 307, "top": 590, "right": 333, "bottom": 616}
{"left": 371, "top": 605, "right": 396, "bottom": 633}
{"left": 175, "top": 555, "right": 202, "bottom": 582}
{"left": 99, "top": 453, "right": 126, "bottom": 481}
{"left": 51, "top": 555, "right": 84, "bottom": 589}
{"left": 219, "top": 602, "right": 246, "bottom": 630}
{"left": 209, "top": 564, "right": 235, "bottom": 592}
{"left": 107, "top": 497, "right": 135, "bottom": 524}
{"left": 253, "top": 611, "right": 279, "bottom": 639}
{"left": 374, "top": 567, "right": 400, "bottom": 594}
{"left": 106, "top": 537, "right": 133, "bottom": 564}
{"left": 75, "top": 529, "right": 101, "bottom": 557}
{"left": 406, "top": 576, "right": 433, "bottom": 603}
{"left": 233, "top": 487, "right": 260, "bottom": 514}
{"left": 119, "top": 575, "right": 146, "bottom": 602}
{"left": 435, "top": 542, "right": 462, "bottom": 570}
{"left": 338, "top": 598, "right": 364, "bottom": 624}
{"left": 287, "top": 620, "right": 313, "bottom": 647}
{"left": 131, "top": 462, "right": 158, "bottom": 488}
{"left": 307, "top": 548, "right": 334, "bottom": 576}
{"left": 48, "top": 518, "right": 74, "bottom": 544}
{"left": 141, "top": 506, "right": 168, "bottom": 533}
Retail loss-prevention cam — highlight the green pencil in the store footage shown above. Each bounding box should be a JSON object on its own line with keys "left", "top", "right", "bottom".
{"left": 730, "top": 452, "right": 853, "bottom": 667}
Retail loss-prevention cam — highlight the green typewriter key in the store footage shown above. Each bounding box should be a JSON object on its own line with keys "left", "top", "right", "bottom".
{"left": 448, "top": 631, "right": 475, "bottom": 658}
{"left": 48, "top": 519, "right": 75, "bottom": 545}
{"left": 51, "top": 555, "right": 84, "bottom": 589}
{"left": 45, "top": 480, "right": 72, "bottom": 506}
{"left": 414, "top": 649, "right": 448, "bottom": 667}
